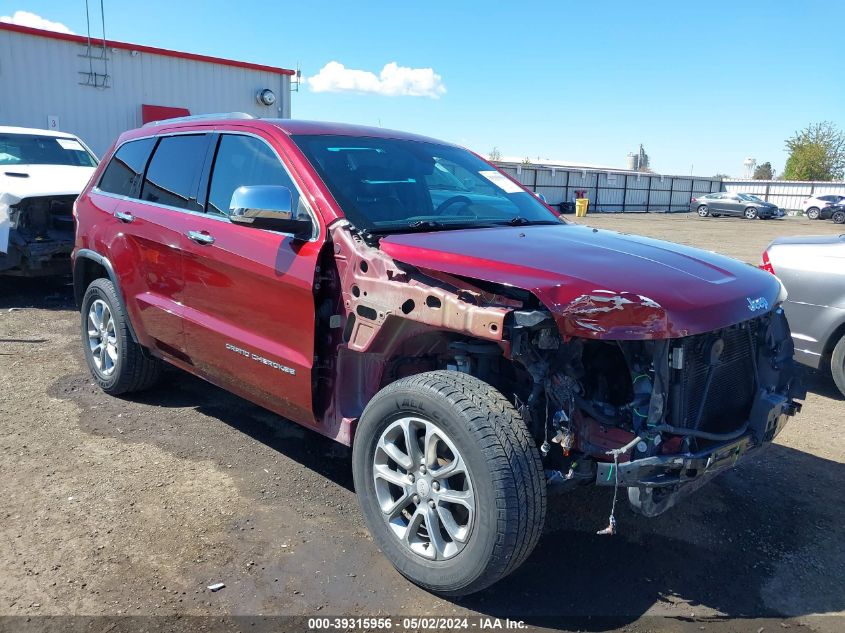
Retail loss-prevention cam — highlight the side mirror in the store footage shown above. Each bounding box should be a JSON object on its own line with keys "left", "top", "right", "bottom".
{"left": 229, "top": 185, "right": 313, "bottom": 239}
{"left": 535, "top": 192, "right": 548, "bottom": 204}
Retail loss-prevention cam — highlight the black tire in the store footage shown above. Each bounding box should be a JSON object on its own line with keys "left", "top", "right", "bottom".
{"left": 833, "top": 211, "right": 845, "bottom": 225}
{"left": 352, "top": 370, "right": 546, "bottom": 596}
{"left": 832, "top": 336, "right": 845, "bottom": 398}
{"left": 697, "top": 205, "right": 709, "bottom": 217}
{"left": 807, "top": 207, "right": 821, "bottom": 220}
{"left": 744, "top": 207, "right": 759, "bottom": 220}
{"left": 81, "top": 278, "right": 161, "bottom": 395}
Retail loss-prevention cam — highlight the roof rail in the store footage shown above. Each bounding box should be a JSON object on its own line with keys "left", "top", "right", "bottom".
{"left": 142, "top": 112, "right": 256, "bottom": 127}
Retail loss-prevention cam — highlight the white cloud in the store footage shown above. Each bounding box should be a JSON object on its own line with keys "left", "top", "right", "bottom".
{"left": 0, "top": 10, "right": 74, "bottom": 34}
{"left": 307, "top": 61, "right": 446, "bottom": 99}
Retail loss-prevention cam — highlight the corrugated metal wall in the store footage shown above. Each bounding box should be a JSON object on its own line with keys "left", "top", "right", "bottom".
{"left": 495, "top": 162, "right": 721, "bottom": 212}
{"left": 723, "top": 179, "right": 845, "bottom": 210}
{"left": 0, "top": 29, "right": 291, "bottom": 157}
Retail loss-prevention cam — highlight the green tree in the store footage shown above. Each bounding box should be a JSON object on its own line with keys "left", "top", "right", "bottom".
{"left": 521, "top": 157, "right": 533, "bottom": 166}
{"left": 782, "top": 121, "right": 845, "bottom": 181}
{"left": 753, "top": 162, "right": 774, "bottom": 180}
{"left": 488, "top": 147, "right": 502, "bottom": 161}
{"left": 713, "top": 173, "right": 730, "bottom": 180}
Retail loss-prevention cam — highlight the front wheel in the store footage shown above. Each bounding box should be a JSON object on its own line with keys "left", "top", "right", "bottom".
{"left": 352, "top": 371, "right": 546, "bottom": 596}
{"left": 833, "top": 210, "right": 845, "bottom": 224}
{"left": 744, "top": 207, "right": 759, "bottom": 220}
{"left": 697, "top": 205, "right": 710, "bottom": 217}
{"left": 807, "top": 207, "right": 821, "bottom": 220}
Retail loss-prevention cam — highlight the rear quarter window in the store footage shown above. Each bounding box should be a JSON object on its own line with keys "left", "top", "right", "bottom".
{"left": 98, "top": 137, "right": 156, "bottom": 197}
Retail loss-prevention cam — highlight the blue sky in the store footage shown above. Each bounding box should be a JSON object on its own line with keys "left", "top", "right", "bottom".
{"left": 3, "top": 0, "right": 843, "bottom": 176}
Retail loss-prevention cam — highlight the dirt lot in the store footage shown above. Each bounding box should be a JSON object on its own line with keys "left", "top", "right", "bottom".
{"left": 1, "top": 213, "right": 843, "bottom": 632}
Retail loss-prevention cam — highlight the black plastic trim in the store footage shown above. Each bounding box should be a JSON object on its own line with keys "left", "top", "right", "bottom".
{"left": 73, "top": 249, "right": 139, "bottom": 343}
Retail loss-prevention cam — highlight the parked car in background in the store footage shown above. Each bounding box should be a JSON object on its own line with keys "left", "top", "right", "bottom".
{"left": 691, "top": 192, "right": 783, "bottom": 219}
{"left": 0, "top": 126, "right": 98, "bottom": 276}
{"left": 820, "top": 202, "right": 845, "bottom": 224}
{"left": 802, "top": 194, "right": 844, "bottom": 220}
{"left": 762, "top": 235, "right": 845, "bottom": 397}
{"left": 73, "top": 116, "right": 804, "bottom": 595}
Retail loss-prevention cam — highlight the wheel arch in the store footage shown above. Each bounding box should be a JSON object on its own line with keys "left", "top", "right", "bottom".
{"left": 73, "top": 249, "right": 139, "bottom": 343}
{"left": 822, "top": 317, "right": 845, "bottom": 359}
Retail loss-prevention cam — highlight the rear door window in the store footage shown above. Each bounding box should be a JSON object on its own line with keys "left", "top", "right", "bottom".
{"left": 206, "top": 134, "right": 302, "bottom": 217}
{"left": 98, "top": 137, "right": 156, "bottom": 197}
{"left": 141, "top": 134, "right": 209, "bottom": 211}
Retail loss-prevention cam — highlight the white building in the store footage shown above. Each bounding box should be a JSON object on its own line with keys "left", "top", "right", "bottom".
{"left": 0, "top": 22, "right": 294, "bottom": 157}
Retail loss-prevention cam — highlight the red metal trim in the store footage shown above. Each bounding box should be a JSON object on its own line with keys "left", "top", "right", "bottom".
{"left": 0, "top": 22, "right": 295, "bottom": 76}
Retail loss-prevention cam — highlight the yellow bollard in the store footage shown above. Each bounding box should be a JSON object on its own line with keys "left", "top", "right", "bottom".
{"left": 575, "top": 198, "right": 589, "bottom": 217}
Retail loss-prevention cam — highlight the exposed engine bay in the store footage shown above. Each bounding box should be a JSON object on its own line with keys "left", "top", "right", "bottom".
{"left": 0, "top": 194, "right": 76, "bottom": 276}
{"left": 315, "top": 222, "right": 805, "bottom": 521}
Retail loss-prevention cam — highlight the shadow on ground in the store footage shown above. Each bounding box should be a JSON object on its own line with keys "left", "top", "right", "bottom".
{"left": 0, "top": 276, "right": 74, "bottom": 311}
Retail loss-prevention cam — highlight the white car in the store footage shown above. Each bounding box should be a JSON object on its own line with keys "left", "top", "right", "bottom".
{"left": 0, "top": 126, "right": 97, "bottom": 276}
{"left": 802, "top": 194, "right": 845, "bottom": 220}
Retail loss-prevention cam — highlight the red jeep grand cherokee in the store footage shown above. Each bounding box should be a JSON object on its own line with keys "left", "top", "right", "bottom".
{"left": 73, "top": 115, "right": 804, "bottom": 595}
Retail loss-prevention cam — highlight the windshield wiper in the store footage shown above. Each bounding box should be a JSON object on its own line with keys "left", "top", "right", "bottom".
{"left": 408, "top": 219, "right": 444, "bottom": 229}
{"left": 506, "top": 216, "right": 532, "bottom": 226}
{"left": 502, "top": 216, "right": 562, "bottom": 226}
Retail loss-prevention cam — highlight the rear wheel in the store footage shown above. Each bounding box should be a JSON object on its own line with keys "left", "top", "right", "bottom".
{"left": 744, "top": 207, "right": 759, "bottom": 220}
{"left": 833, "top": 211, "right": 845, "bottom": 224}
{"left": 352, "top": 371, "right": 546, "bottom": 596}
{"left": 81, "top": 278, "right": 161, "bottom": 395}
{"left": 697, "top": 205, "right": 709, "bottom": 217}
{"left": 831, "top": 336, "right": 845, "bottom": 398}
{"left": 807, "top": 207, "right": 821, "bottom": 220}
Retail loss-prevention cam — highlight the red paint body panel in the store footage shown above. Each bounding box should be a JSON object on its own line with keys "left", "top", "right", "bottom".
{"left": 180, "top": 214, "right": 321, "bottom": 426}
{"left": 379, "top": 224, "right": 782, "bottom": 339}
{"left": 86, "top": 191, "right": 190, "bottom": 352}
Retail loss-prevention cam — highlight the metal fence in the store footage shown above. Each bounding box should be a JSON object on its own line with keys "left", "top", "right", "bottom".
{"left": 494, "top": 161, "right": 721, "bottom": 212}
{"left": 722, "top": 179, "right": 845, "bottom": 211}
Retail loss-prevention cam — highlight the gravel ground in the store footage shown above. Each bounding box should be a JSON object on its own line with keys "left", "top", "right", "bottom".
{"left": 0, "top": 213, "right": 843, "bottom": 633}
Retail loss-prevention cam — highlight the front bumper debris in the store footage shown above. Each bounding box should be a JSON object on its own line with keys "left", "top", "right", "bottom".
{"left": 595, "top": 390, "right": 800, "bottom": 517}
{"left": 0, "top": 234, "right": 73, "bottom": 276}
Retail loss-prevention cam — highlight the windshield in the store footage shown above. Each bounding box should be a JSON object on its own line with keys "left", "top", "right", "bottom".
{"left": 0, "top": 133, "right": 98, "bottom": 167}
{"left": 291, "top": 135, "right": 561, "bottom": 233}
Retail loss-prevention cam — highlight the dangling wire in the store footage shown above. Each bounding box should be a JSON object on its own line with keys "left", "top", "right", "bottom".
{"left": 597, "top": 435, "right": 641, "bottom": 536}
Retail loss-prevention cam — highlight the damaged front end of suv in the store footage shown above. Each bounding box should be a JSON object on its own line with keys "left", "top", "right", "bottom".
{"left": 0, "top": 128, "right": 97, "bottom": 276}
{"left": 320, "top": 221, "right": 805, "bottom": 521}
{"left": 0, "top": 192, "right": 78, "bottom": 276}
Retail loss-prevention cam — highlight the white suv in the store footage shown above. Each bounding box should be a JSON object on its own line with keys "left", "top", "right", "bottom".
{"left": 802, "top": 194, "right": 844, "bottom": 220}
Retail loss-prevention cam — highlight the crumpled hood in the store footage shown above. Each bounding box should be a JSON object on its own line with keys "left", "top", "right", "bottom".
{"left": 0, "top": 164, "right": 95, "bottom": 202}
{"left": 379, "top": 224, "right": 782, "bottom": 339}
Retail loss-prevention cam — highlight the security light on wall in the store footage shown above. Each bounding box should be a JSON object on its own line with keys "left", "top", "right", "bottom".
{"left": 257, "top": 88, "right": 276, "bottom": 106}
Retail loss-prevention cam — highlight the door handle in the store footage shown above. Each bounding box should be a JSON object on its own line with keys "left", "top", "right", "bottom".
{"left": 114, "top": 210, "right": 134, "bottom": 223}
{"left": 187, "top": 230, "right": 215, "bottom": 245}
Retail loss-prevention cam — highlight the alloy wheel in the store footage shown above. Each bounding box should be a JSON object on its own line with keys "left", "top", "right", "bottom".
{"left": 745, "top": 208, "right": 758, "bottom": 219}
{"left": 807, "top": 208, "right": 820, "bottom": 220}
{"left": 87, "top": 299, "right": 118, "bottom": 376}
{"left": 372, "top": 416, "right": 475, "bottom": 561}
{"left": 698, "top": 205, "right": 709, "bottom": 217}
